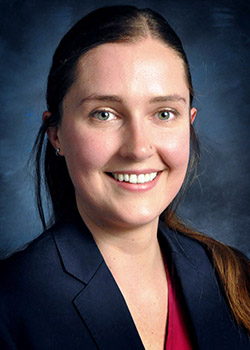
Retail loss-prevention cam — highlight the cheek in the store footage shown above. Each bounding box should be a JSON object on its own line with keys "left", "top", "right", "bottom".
{"left": 61, "top": 128, "right": 115, "bottom": 171}
{"left": 159, "top": 128, "right": 190, "bottom": 169}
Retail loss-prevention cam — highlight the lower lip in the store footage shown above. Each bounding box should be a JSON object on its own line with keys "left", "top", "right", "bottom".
{"left": 107, "top": 172, "right": 162, "bottom": 192}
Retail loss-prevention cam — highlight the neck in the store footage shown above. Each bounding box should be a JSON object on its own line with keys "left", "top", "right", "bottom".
{"left": 78, "top": 210, "right": 162, "bottom": 274}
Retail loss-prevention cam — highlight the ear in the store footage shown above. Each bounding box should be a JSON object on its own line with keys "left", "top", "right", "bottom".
{"left": 42, "top": 111, "right": 64, "bottom": 156}
{"left": 190, "top": 107, "right": 197, "bottom": 125}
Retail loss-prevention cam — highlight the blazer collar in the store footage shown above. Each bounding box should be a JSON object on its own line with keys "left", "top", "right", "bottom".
{"left": 52, "top": 211, "right": 144, "bottom": 350}
{"left": 158, "top": 221, "right": 248, "bottom": 349}
{"left": 52, "top": 211, "right": 103, "bottom": 284}
{"left": 52, "top": 213, "right": 247, "bottom": 349}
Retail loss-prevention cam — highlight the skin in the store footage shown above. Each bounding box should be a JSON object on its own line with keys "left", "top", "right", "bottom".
{"left": 46, "top": 37, "right": 196, "bottom": 350}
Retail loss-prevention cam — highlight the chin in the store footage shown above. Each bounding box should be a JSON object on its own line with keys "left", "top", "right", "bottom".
{"left": 105, "top": 208, "right": 163, "bottom": 230}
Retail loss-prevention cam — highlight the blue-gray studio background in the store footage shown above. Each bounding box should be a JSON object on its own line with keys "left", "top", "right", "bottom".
{"left": 0, "top": 0, "right": 249, "bottom": 259}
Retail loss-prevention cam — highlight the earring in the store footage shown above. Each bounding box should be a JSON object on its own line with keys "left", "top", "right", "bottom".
{"left": 55, "top": 148, "right": 61, "bottom": 156}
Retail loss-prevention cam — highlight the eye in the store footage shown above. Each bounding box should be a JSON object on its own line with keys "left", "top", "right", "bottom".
{"left": 91, "top": 110, "right": 116, "bottom": 121}
{"left": 155, "top": 110, "right": 176, "bottom": 121}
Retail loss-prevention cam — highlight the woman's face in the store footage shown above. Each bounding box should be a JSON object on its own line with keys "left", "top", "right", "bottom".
{"left": 51, "top": 38, "right": 196, "bottom": 231}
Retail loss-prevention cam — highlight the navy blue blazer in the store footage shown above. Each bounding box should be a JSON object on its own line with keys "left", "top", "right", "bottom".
{"left": 0, "top": 211, "right": 249, "bottom": 349}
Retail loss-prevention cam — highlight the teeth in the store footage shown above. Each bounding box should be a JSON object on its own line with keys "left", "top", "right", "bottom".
{"left": 112, "top": 172, "right": 158, "bottom": 184}
{"left": 129, "top": 174, "right": 137, "bottom": 184}
{"left": 138, "top": 174, "right": 145, "bottom": 183}
{"left": 124, "top": 174, "right": 129, "bottom": 182}
{"left": 150, "top": 173, "right": 156, "bottom": 181}
{"left": 118, "top": 174, "right": 124, "bottom": 182}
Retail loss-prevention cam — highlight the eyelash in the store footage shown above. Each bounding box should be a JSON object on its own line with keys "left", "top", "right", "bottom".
{"left": 89, "top": 108, "right": 179, "bottom": 122}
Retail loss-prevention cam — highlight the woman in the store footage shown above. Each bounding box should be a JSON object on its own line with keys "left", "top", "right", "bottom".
{"left": 0, "top": 5, "right": 249, "bottom": 350}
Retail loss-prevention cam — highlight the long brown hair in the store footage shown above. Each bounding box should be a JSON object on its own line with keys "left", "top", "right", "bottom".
{"left": 33, "top": 5, "right": 250, "bottom": 333}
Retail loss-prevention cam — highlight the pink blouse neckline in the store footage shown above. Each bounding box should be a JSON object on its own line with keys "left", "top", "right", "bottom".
{"left": 165, "top": 262, "right": 193, "bottom": 350}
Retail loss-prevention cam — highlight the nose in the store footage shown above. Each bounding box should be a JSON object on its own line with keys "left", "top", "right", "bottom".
{"left": 118, "top": 119, "right": 155, "bottom": 161}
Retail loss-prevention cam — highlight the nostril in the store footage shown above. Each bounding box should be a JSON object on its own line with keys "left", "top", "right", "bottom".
{"left": 119, "top": 144, "right": 155, "bottom": 161}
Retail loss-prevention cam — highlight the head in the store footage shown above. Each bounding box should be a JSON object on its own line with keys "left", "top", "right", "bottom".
{"left": 34, "top": 5, "right": 199, "bottom": 229}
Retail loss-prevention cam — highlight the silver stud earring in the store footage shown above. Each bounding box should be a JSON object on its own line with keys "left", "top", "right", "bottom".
{"left": 55, "top": 148, "right": 61, "bottom": 156}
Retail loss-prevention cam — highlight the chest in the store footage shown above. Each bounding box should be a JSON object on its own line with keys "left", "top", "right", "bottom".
{"left": 113, "top": 273, "right": 168, "bottom": 350}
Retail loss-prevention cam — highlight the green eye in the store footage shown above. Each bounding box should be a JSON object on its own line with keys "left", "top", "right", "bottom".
{"left": 90, "top": 110, "right": 117, "bottom": 121}
{"left": 157, "top": 111, "right": 173, "bottom": 120}
{"left": 96, "top": 111, "right": 111, "bottom": 120}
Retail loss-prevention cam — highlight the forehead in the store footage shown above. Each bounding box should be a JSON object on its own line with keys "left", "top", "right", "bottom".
{"left": 72, "top": 38, "right": 189, "bottom": 100}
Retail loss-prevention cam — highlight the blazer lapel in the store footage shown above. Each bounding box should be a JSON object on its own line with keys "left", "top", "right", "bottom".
{"left": 74, "top": 262, "right": 144, "bottom": 350}
{"left": 52, "top": 212, "right": 144, "bottom": 350}
{"left": 158, "top": 221, "right": 248, "bottom": 350}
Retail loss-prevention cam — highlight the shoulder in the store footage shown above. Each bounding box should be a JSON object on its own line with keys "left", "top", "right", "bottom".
{"left": 158, "top": 221, "right": 213, "bottom": 267}
{"left": 159, "top": 221, "right": 250, "bottom": 347}
{"left": 0, "top": 227, "right": 53, "bottom": 266}
{"left": 0, "top": 212, "right": 100, "bottom": 298}
{"left": 159, "top": 219, "right": 249, "bottom": 267}
{"left": 0, "top": 226, "right": 60, "bottom": 346}
{"left": 0, "top": 216, "right": 102, "bottom": 349}
{"left": 158, "top": 220, "right": 223, "bottom": 303}
{"left": 0, "top": 227, "right": 55, "bottom": 278}
{"left": 0, "top": 226, "right": 61, "bottom": 305}
{"left": 0, "top": 217, "right": 85, "bottom": 321}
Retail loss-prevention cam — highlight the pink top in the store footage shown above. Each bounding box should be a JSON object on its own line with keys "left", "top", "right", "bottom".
{"left": 165, "top": 265, "right": 193, "bottom": 350}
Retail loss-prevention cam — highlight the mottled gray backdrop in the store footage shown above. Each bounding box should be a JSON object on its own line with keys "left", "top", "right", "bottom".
{"left": 0, "top": 0, "right": 249, "bottom": 258}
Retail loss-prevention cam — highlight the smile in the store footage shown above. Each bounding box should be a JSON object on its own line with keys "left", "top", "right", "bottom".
{"left": 110, "top": 172, "right": 158, "bottom": 184}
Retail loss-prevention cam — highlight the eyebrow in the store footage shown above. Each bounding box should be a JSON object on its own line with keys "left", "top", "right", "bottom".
{"left": 149, "top": 95, "right": 187, "bottom": 104}
{"left": 79, "top": 94, "right": 122, "bottom": 105}
{"left": 79, "top": 93, "right": 187, "bottom": 105}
